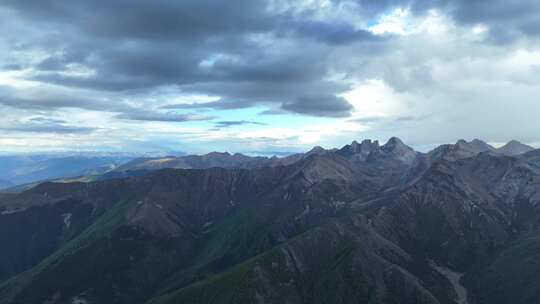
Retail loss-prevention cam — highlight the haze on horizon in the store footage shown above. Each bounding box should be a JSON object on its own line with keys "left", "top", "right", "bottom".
{"left": 0, "top": 0, "right": 539, "bottom": 154}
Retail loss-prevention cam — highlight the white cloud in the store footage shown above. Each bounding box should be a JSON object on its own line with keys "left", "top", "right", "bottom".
{"left": 369, "top": 8, "right": 412, "bottom": 35}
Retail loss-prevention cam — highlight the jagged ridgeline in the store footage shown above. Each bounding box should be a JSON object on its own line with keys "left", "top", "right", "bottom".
{"left": 0, "top": 138, "right": 539, "bottom": 304}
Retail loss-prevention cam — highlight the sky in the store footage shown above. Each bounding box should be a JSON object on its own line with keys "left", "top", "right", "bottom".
{"left": 0, "top": 0, "right": 539, "bottom": 154}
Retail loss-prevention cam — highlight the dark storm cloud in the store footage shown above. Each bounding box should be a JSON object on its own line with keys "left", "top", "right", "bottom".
{"left": 412, "top": 0, "right": 540, "bottom": 43}
{"left": 36, "top": 56, "right": 73, "bottom": 72}
{"left": 454, "top": 1, "right": 540, "bottom": 43}
{"left": 281, "top": 95, "right": 353, "bottom": 118}
{"left": 161, "top": 68, "right": 354, "bottom": 117}
{"left": 0, "top": 85, "right": 213, "bottom": 123}
{"left": 291, "top": 20, "right": 382, "bottom": 45}
{"left": 342, "top": 0, "right": 540, "bottom": 43}
{"left": 2, "top": 117, "right": 96, "bottom": 134}
{"left": 114, "top": 111, "right": 214, "bottom": 123}
{"left": 0, "top": 0, "right": 386, "bottom": 118}
{"left": 0, "top": 88, "right": 118, "bottom": 111}
{"left": 162, "top": 99, "right": 257, "bottom": 111}
{"left": 28, "top": 117, "right": 68, "bottom": 124}
{"left": 350, "top": 114, "right": 430, "bottom": 123}
{"left": 2, "top": 0, "right": 383, "bottom": 44}
{"left": 1, "top": 0, "right": 272, "bottom": 41}
{"left": 2, "top": 0, "right": 538, "bottom": 122}
{"left": 214, "top": 120, "right": 267, "bottom": 129}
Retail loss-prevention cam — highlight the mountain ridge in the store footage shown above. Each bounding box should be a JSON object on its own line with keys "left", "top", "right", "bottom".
{"left": 496, "top": 140, "right": 535, "bottom": 156}
{"left": 1, "top": 137, "right": 540, "bottom": 304}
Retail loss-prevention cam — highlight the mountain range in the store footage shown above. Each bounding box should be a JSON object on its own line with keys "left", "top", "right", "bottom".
{"left": 112, "top": 138, "right": 534, "bottom": 173}
{"left": 0, "top": 138, "right": 539, "bottom": 304}
{"left": 0, "top": 153, "right": 143, "bottom": 190}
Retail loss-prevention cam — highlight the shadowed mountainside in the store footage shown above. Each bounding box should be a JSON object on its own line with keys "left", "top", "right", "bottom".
{"left": 0, "top": 138, "right": 539, "bottom": 304}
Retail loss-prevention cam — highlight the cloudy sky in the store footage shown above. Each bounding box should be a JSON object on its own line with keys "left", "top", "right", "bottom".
{"left": 1, "top": 0, "right": 539, "bottom": 154}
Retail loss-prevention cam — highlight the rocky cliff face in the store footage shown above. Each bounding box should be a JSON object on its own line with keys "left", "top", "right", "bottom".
{"left": 1, "top": 138, "right": 540, "bottom": 304}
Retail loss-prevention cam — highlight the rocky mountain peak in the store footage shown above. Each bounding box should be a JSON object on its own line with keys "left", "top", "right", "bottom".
{"left": 454, "top": 139, "right": 495, "bottom": 154}
{"left": 340, "top": 139, "right": 380, "bottom": 156}
{"left": 471, "top": 139, "right": 496, "bottom": 151}
{"left": 348, "top": 140, "right": 362, "bottom": 153}
{"left": 471, "top": 138, "right": 486, "bottom": 144}
{"left": 456, "top": 139, "right": 468, "bottom": 146}
{"left": 497, "top": 140, "right": 535, "bottom": 156}
{"left": 381, "top": 137, "right": 417, "bottom": 164}
{"left": 506, "top": 139, "right": 521, "bottom": 145}
{"left": 308, "top": 146, "right": 326, "bottom": 154}
{"left": 429, "top": 139, "right": 502, "bottom": 162}
{"left": 383, "top": 137, "right": 406, "bottom": 149}
{"left": 204, "top": 151, "right": 231, "bottom": 157}
{"left": 337, "top": 138, "right": 417, "bottom": 165}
